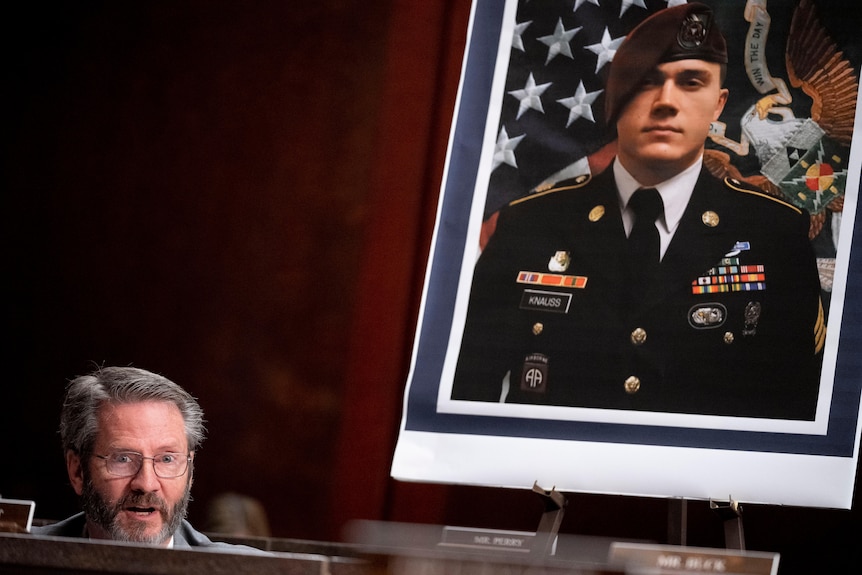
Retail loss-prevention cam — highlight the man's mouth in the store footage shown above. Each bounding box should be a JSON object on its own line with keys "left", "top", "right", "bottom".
{"left": 121, "top": 494, "right": 166, "bottom": 517}
{"left": 645, "top": 125, "right": 681, "bottom": 133}
{"left": 126, "top": 506, "right": 158, "bottom": 515}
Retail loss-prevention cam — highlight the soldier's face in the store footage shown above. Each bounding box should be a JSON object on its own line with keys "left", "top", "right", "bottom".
{"left": 615, "top": 59, "right": 727, "bottom": 184}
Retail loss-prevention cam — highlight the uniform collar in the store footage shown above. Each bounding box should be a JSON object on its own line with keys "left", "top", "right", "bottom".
{"left": 614, "top": 156, "right": 703, "bottom": 237}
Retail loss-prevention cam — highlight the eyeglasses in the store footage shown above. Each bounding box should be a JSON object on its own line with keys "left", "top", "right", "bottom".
{"left": 94, "top": 451, "right": 192, "bottom": 479}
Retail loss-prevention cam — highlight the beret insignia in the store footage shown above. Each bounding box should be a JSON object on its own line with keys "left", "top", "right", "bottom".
{"left": 678, "top": 11, "right": 711, "bottom": 50}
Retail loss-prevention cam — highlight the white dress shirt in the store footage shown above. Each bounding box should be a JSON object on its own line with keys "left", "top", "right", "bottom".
{"left": 613, "top": 156, "right": 704, "bottom": 260}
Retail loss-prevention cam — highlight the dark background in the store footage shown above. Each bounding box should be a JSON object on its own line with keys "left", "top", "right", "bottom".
{"left": 2, "top": 2, "right": 859, "bottom": 574}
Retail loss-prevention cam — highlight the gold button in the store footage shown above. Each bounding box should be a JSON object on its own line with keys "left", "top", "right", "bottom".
{"left": 624, "top": 376, "right": 640, "bottom": 394}
{"left": 588, "top": 205, "right": 605, "bottom": 222}
{"left": 630, "top": 327, "right": 647, "bottom": 345}
{"left": 724, "top": 331, "right": 734, "bottom": 344}
{"left": 702, "top": 211, "right": 720, "bottom": 227}
{"left": 532, "top": 323, "right": 544, "bottom": 336}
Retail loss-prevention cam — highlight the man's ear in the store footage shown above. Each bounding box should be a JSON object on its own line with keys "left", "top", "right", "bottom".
{"left": 713, "top": 88, "right": 729, "bottom": 121}
{"left": 188, "top": 451, "right": 195, "bottom": 488}
{"left": 66, "top": 450, "right": 85, "bottom": 495}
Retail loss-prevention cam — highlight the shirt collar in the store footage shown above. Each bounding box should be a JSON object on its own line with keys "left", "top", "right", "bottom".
{"left": 613, "top": 156, "right": 704, "bottom": 235}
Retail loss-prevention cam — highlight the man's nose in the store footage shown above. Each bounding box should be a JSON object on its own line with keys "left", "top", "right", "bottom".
{"left": 653, "top": 80, "right": 679, "bottom": 112}
{"left": 129, "top": 459, "right": 161, "bottom": 492}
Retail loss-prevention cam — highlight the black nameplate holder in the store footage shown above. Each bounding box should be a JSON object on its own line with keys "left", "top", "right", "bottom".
{"left": 438, "top": 482, "right": 567, "bottom": 556}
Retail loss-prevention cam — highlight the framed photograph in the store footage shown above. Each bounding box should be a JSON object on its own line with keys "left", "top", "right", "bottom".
{"left": 392, "top": 0, "right": 861, "bottom": 508}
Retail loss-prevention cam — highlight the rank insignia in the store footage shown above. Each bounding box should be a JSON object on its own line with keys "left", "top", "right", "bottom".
{"left": 521, "top": 353, "right": 548, "bottom": 393}
{"left": 548, "top": 250, "right": 571, "bottom": 272}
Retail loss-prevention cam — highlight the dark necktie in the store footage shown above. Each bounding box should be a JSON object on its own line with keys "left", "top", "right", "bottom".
{"left": 627, "top": 187, "right": 664, "bottom": 297}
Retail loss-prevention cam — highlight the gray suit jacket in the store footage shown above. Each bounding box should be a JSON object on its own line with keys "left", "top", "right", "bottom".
{"left": 32, "top": 512, "right": 268, "bottom": 553}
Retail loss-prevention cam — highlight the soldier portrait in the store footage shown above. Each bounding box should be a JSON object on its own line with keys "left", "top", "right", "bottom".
{"left": 391, "top": 0, "right": 861, "bottom": 509}
{"left": 448, "top": 0, "right": 856, "bottom": 421}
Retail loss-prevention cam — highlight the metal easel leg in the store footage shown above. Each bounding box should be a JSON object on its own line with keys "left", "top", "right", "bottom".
{"left": 531, "top": 482, "right": 567, "bottom": 556}
{"left": 667, "top": 498, "right": 688, "bottom": 546}
{"left": 710, "top": 498, "right": 745, "bottom": 550}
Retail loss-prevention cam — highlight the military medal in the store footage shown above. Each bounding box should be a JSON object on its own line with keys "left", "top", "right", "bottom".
{"left": 692, "top": 257, "right": 767, "bottom": 294}
{"left": 743, "top": 301, "right": 762, "bottom": 336}
{"left": 688, "top": 303, "right": 727, "bottom": 328}
{"left": 517, "top": 271, "right": 587, "bottom": 289}
{"left": 725, "top": 241, "right": 751, "bottom": 257}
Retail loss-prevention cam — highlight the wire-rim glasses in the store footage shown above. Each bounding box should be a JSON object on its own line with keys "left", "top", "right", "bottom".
{"left": 94, "top": 451, "right": 191, "bottom": 478}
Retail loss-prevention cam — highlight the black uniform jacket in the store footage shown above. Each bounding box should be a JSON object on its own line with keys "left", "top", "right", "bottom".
{"left": 452, "top": 166, "right": 824, "bottom": 420}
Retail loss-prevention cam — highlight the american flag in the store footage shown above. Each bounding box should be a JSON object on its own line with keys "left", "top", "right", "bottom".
{"left": 485, "top": 0, "right": 689, "bottom": 219}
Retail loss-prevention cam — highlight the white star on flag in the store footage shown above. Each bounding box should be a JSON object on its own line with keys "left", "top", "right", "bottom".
{"left": 585, "top": 27, "right": 625, "bottom": 74}
{"left": 557, "top": 81, "right": 603, "bottom": 127}
{"left": 619, "top": 0, "right": 648, "bottom": 18}
{"left": 512, "top": 20, "right": 532, "bottom": 52}
{"left": 573, "top": 0, "right": 601, "bottom": 13}
{"left": 493, "top": 126, "right": 526, "bottom": 170}
{"left": 537, "top": 18, "right": 582, "bottom": 64}
{"left": 508, "top": 72, "right": 553, "bottom": 119}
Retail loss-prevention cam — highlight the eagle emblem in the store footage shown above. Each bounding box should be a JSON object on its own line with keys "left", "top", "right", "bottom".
{"left": 708, "top": 0, "right": 858, "bottom": 294}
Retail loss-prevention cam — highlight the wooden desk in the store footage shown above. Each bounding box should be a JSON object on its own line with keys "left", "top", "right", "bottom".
{"left": 1, "top": 531, "right": 623, "bottom": 575}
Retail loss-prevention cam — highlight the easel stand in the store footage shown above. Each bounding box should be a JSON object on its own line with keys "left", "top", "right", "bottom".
{"left": 710, "top": 498, "right": 745, "bottom": 550}
{"left": 436, "top": 482, "right": 568, "bottom": 557}
{"left": 667, "top": 497, "right": 746, "bottom": 550}
{"left": 667, "top": 498, "right": 688, "bottom": 546}
{"left": 530, "top": 481, "right": 568, "bottom": 556}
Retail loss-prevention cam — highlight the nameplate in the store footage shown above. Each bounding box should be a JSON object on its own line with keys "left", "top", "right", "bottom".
{"left": 520, "top": 289, "right": 572, "bottom": 313}
{"left": 609, "top": 542, "right": 779, "bottom": 574}
{"left": 0, "top": 498, "right": 36, "bottom": 533}
{"left": 439, "top": 526, "right": 534, "bottom": 553}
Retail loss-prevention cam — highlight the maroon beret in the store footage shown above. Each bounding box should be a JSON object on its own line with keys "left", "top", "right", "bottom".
{"left": 605, "top": 2, "right": 727, "bottom": 125}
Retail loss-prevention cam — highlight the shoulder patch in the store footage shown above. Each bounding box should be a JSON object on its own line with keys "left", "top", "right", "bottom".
{"left": 510, "top": 173, "right": 592, "bottom": 206}
{"left": 723, "top": 177, "right": 803, "bottom": 214}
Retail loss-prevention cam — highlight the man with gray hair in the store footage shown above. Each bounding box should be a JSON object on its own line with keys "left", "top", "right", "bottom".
{"left": 33, "top": 366, "right": 258, "bottom": 550}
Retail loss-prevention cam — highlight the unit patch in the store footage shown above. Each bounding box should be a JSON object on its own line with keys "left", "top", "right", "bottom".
{"left": 520, "top": 353, "right": 548, "bottom": 393}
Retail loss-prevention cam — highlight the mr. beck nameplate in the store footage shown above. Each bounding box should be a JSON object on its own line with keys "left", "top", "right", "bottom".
{"left": 609, "top": 542, "right": 778, "bottom": 575}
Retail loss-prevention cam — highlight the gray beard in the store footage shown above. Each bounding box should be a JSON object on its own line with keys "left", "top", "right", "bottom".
{"left": 80, "top": 468, "right": 191, "bottom": 545}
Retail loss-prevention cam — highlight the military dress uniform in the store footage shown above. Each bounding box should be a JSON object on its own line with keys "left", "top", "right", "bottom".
{"left": 451, "top": 167, "right": 825, "bottom": 420}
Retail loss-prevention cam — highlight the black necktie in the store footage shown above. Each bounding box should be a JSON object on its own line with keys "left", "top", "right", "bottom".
{"left": 627, "top": 187, "right": 664, "bottom": 295}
